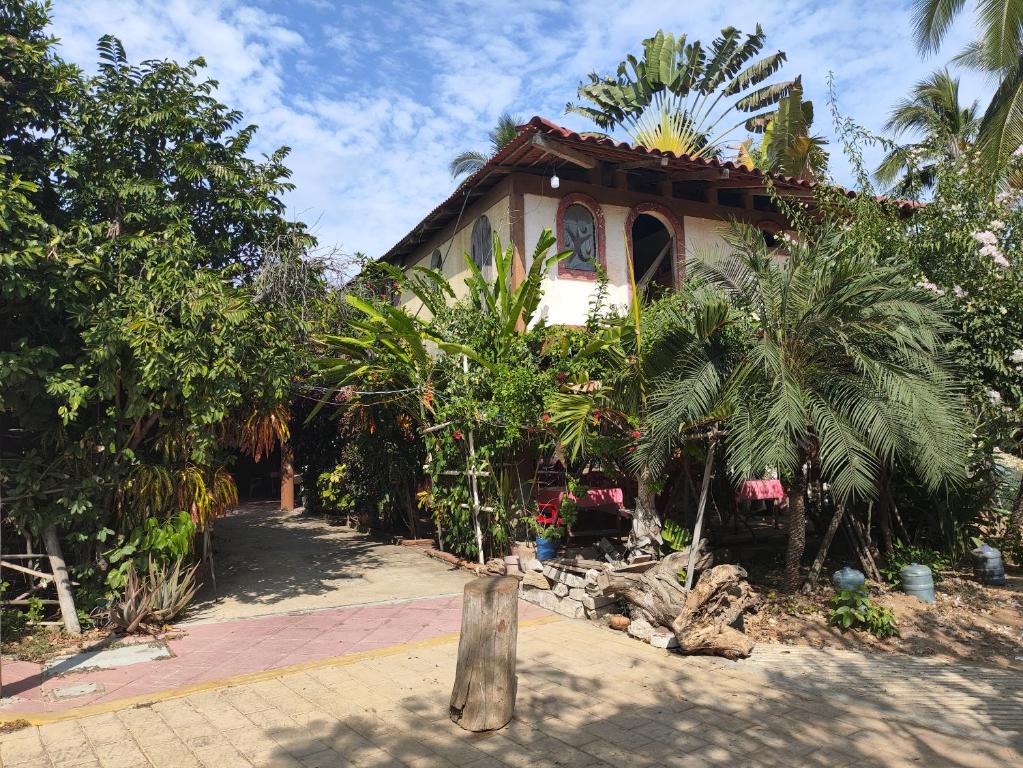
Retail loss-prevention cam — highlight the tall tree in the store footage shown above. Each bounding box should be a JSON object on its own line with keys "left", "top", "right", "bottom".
{"left": 567, "top": 27, "right": 796, "bottom": 158}
{"left": 875, "top": 69, "right": 980, "bottom": 192}
{"left": 738, "top": 78, "right": 828, "bottom": 180}
{"left": 912, "top": 0, "right": 1023, "bottom": 167}
{"left": 449, "top": 112, "right": 520, "bottom": 179}
{"left": 1, "top": 4, "right": 313, "bottom": 588}
{"left": 686, "top": 223, "right": 968, "bottom": 592}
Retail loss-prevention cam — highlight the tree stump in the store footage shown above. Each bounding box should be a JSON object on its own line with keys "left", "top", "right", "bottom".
{"left": 449, "top": 576, "right": 518, "bottom": 731}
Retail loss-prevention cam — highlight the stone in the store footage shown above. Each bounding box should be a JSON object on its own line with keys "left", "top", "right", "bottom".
{"left": 586, "top": 604, "right": 619, "bottom": 620}
{"left": 51, "top": 682, "right": 105, "bottom": 700}
{"left": 582, "top": 593, "right": 616, "bottom": 610}
{"left": 650, "top": 631, "right": 679, "bottom": 650}
{"left": 520, "top": 571, "right": 550, "bottom": 590}
{"left": 627, "top": 618, "right": 654, "bottom": 642}
{"left": 568, "top": 588, "right": 586, "bottom": 600}
{"left": 607, "top": 614, "right": 631, "bottom": 631}
{"left": 552, "top": 583, "right": 569, "bottom": 598}
{"left": 522, "top": 558, "right": 544, "bottom": 572}
{"left": 542, "top": 564, "right": 587, "bottom": 588}
{"left": 520, "top": 589, "right": 586, "bottom": 618}
{"left": 43, "top": 642, "right": 171, "bottom": 677}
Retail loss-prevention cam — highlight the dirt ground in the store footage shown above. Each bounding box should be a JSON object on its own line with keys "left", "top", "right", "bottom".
{"left": 746, "top": 566, "right": 1023, "bottom": 669}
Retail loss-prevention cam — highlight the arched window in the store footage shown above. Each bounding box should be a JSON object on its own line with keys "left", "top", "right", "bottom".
{"left": 563, "top": 204, "right": 597, "bottom": 272}
{"left": 556, "top": 193, "right": 605, "bottom": 279}
{"left": 430, "top": 249, "right": 443, "bottom": 271}
{"left": 470, "top": 216, "right": 493, "bottom": 269}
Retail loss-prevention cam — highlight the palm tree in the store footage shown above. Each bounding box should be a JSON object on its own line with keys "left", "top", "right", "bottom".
{"left": 449, "top": 112, "right": 520, "bottom": 179}
{"left": 674, "top": 223, "right": 969, "bottom": 592}
{"left": 912, "top": 0, "right": 1023, "bottom": 167}
{"left": 567, "top": 27, "right": 796, "bottom": 158}
{"left": 875, "top": 69, "right": 980, "bottom": 193}
{"left": 737, "top": 78, "right": 828, "bottom": 180}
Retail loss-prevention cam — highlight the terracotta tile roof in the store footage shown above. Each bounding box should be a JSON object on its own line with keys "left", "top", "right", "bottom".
{"left": 380, "top": 116, "right": 917, "bottom": 263}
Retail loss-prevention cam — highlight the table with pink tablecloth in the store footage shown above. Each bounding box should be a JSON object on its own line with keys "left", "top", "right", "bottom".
{"left": 536, "top": 487, "right": 626, "bottom": 513}
{"left": 735, "top": 479, "right": 785, "bottom": 503}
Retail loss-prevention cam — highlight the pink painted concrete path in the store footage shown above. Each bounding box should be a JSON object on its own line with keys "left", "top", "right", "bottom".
{"left": 1, "top": 595, "right": 550, "bottom": 715}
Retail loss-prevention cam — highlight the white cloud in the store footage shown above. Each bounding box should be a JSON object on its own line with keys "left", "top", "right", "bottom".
{"left": 51, "top": 0, "right": 992, "bottom": 262}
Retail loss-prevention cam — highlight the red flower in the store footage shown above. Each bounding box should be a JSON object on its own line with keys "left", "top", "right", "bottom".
{"left": 592, "top": 408, "right": 601, "bottom": 425}
{"left": 627, "top": 445, "right": 636, "bottom": 453}
{"left": 557, "top": 372, "right": 568, "bottom": 383}
{"left": 453, "top": 430, "right": 463, "bottom": 441}
{"left": 542, "top": 413, "right": 551, "bottom": 422}
{"left": 631, "top": 430, "right": 640, "bottom": 439}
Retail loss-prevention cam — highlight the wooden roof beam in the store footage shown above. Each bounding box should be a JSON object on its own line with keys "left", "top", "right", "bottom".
{"left": 529, "top": 134, "right": 597, "bottom": 169}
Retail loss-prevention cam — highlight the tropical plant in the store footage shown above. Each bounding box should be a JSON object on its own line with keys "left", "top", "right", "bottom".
{"left": 738, "top": 78, "right": 828, "bottom": 180}
{"left": 879, "top": 540, "right": 953, "bottom": 586}
{"left": 147, "top": 557, "right": 200, "bottom": 624}
{"left": 567, "top": 27, "right": 796, "bottom": 158}
{"left": 828, "top": 585, "right": 899, "bottom": 638}
{"left": 660, "top": 519, "right": 693, "bottom": 553}
{"left": 875, "top": 69, "right": 980, "bottom": 193}
{"left": 449, "top": 112, "right": 520, "bottom": 179}
{"left": 912, "top": 0, "right": 1023, "bottom": 168}
{"left": 688, "top": 222, "right": 969, "bottom": 592}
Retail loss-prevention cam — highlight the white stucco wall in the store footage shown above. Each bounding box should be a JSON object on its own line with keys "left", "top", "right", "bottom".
{"left": 398, "top": 195, "right": 511, "bottom": 317}
{"left": 524, "top": 194, "right": 743, "bottom": 327}
{"left": 683, "top": 216, "right": 734, "bottom": 265}
{"left": 524, "top": 193, "right": 632, "bottom": 327}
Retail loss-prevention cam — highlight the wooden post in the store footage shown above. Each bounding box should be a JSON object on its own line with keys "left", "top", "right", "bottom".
{"left": 684, "top": 438, "right": 718, "bottom": 591}
{"left": 42, "top": 525, "right": 81, "bottom": 636}
{"left": 802, "top": 503, "right": 846, "bottom": 593}
{"left": 280, "top": 444, "right": 295, "bottom": 512}
{"left": 449, "top": 576, "right": 518, "bottom": 731}
{"left": 462, "top": 355, "right": 485, "bottom": 564}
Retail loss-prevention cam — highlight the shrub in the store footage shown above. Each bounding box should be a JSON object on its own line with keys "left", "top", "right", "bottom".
{"left": 829, "top": 586, "right": 899, "bottom": 639}
{"left": 879, "top": 541, "right": 952, "bottom": 587}
{"left": 661, "top": 519, "right": 692, "bottom": 553}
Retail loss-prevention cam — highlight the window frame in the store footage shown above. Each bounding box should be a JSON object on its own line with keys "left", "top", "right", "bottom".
{"left": 470, "top": 215, "right": 493, "bottom": 270}
{"left": 556, "top": 193, "right": 606, "bottom": 280}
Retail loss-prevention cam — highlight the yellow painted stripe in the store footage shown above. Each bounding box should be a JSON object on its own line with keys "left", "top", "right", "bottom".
{"left": 1, "top": 614, "right": 561, "bottom": 726}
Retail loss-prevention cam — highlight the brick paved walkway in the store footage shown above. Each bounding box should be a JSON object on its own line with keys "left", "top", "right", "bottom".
{"left": 2, "top": 618, "right": 1019, "bottom": 767}
{"left": 0, "top": 595, "right": 550, "bottom": 716}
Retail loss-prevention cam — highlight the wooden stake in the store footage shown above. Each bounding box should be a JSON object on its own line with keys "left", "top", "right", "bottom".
{"left": 449, "top": 577, "right": 518, "bottom": 731}
{"left": 462, "top": 355, "right": 485, "bottom": 564}
{"left": 42, "top": 525, "right": 81, "bottom": 636}
{"left": 684, "top": 438, "right": 718, "bottom": 591}
{"left": 803, "top": 503, "right": 846, "bottom": 593}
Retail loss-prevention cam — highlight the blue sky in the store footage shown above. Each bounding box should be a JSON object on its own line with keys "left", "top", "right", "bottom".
{"left": 52, "top": 1, "right": 988, "bottom": 260}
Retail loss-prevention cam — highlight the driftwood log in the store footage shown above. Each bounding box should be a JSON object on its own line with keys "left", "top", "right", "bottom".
{"left": 449, "top": 576, "right": 518, "bottom": 731}
{"left": 670, "top": 564, "right": 757, "bottom": 659}
{"left": 598, "top": 556, "right": 758, "bottom": 660}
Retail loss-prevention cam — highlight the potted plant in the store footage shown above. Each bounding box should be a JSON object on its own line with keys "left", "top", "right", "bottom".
{"left": 523, "top": 484, "right": 580, "bottom": 561}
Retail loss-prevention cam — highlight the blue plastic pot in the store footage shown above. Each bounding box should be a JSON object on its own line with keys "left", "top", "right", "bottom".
{"left": 536, "top": 537, "right": 559, "bottom": 561}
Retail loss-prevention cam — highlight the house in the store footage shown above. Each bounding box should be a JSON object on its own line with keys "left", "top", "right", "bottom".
{"left": 381, "top": 116, "right": 826, "bottom": 324}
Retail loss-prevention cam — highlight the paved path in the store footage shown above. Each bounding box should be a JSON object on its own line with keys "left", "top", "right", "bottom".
{"left": 0, "top": 504, "right": 504, "bottom": 716}
{"left": 187, "top": 503, "right": 473, "bottom": 622}
{"left": 2, "top": 619, "right": 1020, "bottom": 767}
{"left": 2, "top": 595, "right": 546, "bottom": 716}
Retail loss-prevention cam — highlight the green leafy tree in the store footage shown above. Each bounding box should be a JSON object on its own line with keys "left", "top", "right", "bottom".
{"left": 449, "top": 112, "right": 520, "bottom": 179}
{"left": 738, "top": 78, "right": 828, "bottom": 180}
{"left": 875, "top": 69, "right": 980, "bottom": 193}
{"left": 567, "top": 27, "right": 796, "bottom": 158}
{"left": 687, "top": 223, "right": 969, "bottom": 592}
{"left": 1, "top": 3, "right": 314, "bottom": 600}
{"left": 912, "top": 0, "right": 1023, "bottom": 167}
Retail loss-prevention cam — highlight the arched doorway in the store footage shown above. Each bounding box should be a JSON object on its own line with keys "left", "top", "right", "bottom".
{"left": 630, "top": 213, "right": 675, "bottom": 298}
